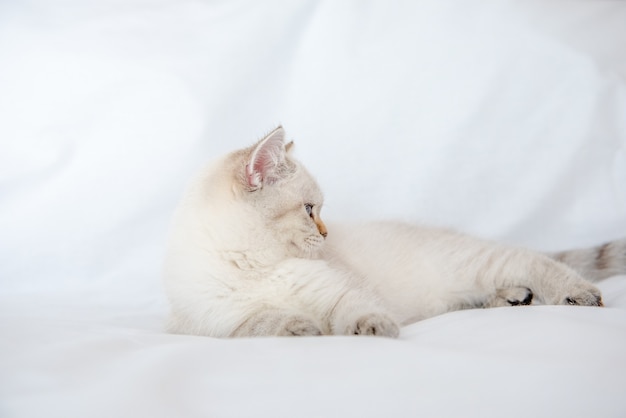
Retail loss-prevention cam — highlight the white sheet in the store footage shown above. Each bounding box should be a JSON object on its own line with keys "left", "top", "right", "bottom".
{"left": 1, "top": 1, "right": 626, "bottom": 417}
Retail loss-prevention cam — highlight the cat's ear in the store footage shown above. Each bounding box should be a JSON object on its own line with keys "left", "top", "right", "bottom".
{"left": 285, "top": 141, "right": 294, "bottom": 154}
{"left": 245, "top": 126, "right": 290, "bottom": 190}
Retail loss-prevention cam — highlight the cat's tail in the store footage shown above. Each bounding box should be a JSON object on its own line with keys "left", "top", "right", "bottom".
{"left": 549, "top": 238, "right": 626, "bottom": 282}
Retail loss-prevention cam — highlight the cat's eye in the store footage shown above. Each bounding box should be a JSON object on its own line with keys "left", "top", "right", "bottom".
{"left": 304, "top": 203, "right": 314, "bottom": 217}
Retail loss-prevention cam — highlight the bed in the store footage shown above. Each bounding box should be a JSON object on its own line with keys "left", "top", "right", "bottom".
{"left": 1, "top": 1, "right": 626, "bottom": 417}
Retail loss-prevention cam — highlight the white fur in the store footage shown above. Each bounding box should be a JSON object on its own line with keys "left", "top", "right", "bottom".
{"left": 324, "top": 222, "right": 603, "bottom": 324}
{"left": 164, "top": 127, "right": 616, "bottom": 338}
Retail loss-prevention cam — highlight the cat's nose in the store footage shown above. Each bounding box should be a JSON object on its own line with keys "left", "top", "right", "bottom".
{"left": 316, "top": 219, "right": 328, "bottom": 238}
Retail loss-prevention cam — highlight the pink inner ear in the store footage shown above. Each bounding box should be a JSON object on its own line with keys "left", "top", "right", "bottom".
{"left": 246, "top": 164, "right": 262, "bottom": 188}
{"left": 246, "top": 128, "right": 286, "bottom": 189}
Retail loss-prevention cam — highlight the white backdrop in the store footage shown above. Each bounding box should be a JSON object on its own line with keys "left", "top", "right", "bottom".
{"left": 1, "top": 2, "right": 626, "bottom": 417}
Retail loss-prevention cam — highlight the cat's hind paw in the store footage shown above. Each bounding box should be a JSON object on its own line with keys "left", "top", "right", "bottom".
{"left": 484, "top": 287, "right": 534, "bottom": 308}
{"left": 544, "top": 280, "right": 604, "bottom": 307}
{"left": 562, "top": 286, "right": 604, "bottom": 307}
{"left": 347, "top": 313, "right": 400, "bottom": 338}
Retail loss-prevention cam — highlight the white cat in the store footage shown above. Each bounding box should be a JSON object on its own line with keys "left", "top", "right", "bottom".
{"left": 163, "top": 126, "right": 626, "bottom": 338}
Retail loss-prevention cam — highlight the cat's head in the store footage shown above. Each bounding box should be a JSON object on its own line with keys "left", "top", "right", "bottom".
{"left": 193, "top": 126, "right": 327, "bottom": 261}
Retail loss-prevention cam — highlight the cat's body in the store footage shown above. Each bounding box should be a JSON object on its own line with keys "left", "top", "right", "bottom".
{"left": 164, "top": 127, "right": 626, "bottom": 338}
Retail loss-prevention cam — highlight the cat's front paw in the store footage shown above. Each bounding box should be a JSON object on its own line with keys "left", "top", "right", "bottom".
{"left": 278, "top": 316, "right": 324, "bottom": 336}
{"left": 346, "top": 313, "right": 400, "bottom": 338}
{"left": 232, "top": 311, "right": 323, "bottom": 337}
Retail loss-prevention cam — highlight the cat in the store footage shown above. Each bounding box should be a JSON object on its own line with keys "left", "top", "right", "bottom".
{"left": 163, "top": 126, "right": 626, "bottom": 338}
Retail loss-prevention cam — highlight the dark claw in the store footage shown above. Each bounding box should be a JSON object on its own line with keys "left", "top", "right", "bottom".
{"left": 521, "top": 290, "right": 533, "bottom": 305}
{"left": 506, "top": 288, "right": 533, "bottom": 306}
